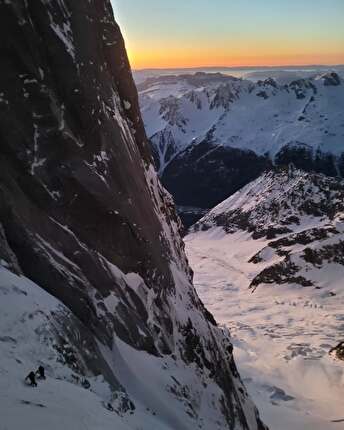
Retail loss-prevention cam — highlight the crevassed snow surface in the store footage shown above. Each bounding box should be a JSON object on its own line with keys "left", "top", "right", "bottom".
{"left": 185, "top": 228, "right": 344, "bottom": 430}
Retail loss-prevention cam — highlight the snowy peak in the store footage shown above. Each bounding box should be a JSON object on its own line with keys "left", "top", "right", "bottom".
{"left": 318, "top": 71, "right": 342, "bottom": 86}
{"left": 193, "top": 168, "right": 344, "bottom": 291}
{"left": 139, "top": 72, "right": 344, "bottom": 174}
{"left": 195, "top": 168, "right": 344, "bottom": 238}
{"left": 139, "top": 74, "right": 252, "bottom": 172}
{"left": 139, "top": 71, "right": 344, "bottom": 226}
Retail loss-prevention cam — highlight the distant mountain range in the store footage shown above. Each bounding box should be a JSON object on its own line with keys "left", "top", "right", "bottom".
{"left": 138, "top": 71, "right": 344, "bottom": 226}
{"left": 133, "top": 65, "right": 344, "bottom": 84}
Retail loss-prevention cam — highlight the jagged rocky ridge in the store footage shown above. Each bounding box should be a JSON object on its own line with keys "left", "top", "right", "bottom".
{"left": 0, "top": 1, "right": 266, "bottom": 429}
{"left": 192, "top": 167, "right": 344, "bottom": 292}
{"left": 138, "top": 72, "right": 344, "bottom": 226}
{"left": 190, "top": 166, "right": 344, "bottom": 371}
{"left": 330, "top": 342, "right": 344, "bottom": 361}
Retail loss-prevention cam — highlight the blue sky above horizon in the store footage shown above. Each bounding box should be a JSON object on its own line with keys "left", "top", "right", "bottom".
{"left": 111, "top": 0, "right": 344, "bottom": 69}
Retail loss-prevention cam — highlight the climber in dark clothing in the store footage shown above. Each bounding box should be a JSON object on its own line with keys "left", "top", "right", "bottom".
{"left": 25, "top": 371, "right": 37, "bottom": 387}
{"left": 227, "top": 343, "right": 233, "bottom": 355}
{"left": 36, "top": 365, "right": 46, "bottom": 380}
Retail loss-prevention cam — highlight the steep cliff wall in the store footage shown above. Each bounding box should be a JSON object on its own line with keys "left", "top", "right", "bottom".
{"left": 0, "top": 1, "right": 266, "bottom": 428}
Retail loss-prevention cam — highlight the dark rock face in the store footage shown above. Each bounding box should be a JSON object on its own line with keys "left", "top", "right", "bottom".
{"left": 330, "top": 342, "right": 344, "bottom": 360}
{"left": 289, "top": 78, "right": 317, "bottom": 98}
{"left": 322, "top": 72, "right": 341, "bottom": 86}
{"left": 163, "top": 139, "right": 344, "bottom": 228}
{"left": 162, "top": 140, "right": 271, "bottom": 210}
{"left": 249, "top": 257, "right": 314, "bottom": 291}
{"left": 0, "top": 0, "right": 182, "bottom": 352}
{"left": 176, "top": 206, "right": 209, "bottom": 233}
{"left": 164, "top": 138, "right": 344, "bottom": 228}
{"left": 0, "top": 1, "right": 266, "bottom": 428}
{"left": 275, "top": 143, "right": 342, "bottom": 177}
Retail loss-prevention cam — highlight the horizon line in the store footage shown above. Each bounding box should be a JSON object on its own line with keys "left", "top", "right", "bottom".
{"left": 133, "top": 63, "right": 344, "bottom": 72}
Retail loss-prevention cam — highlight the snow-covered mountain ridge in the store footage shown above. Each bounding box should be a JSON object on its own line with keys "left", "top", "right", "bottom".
{"left": 139, "top": 72, "right": 344, "bottom": 225}
{"left": 192, "top": 167, "right": 344, "bottom": 290}
{"left": 140, "top": 72, "right": 344, "bottom": 172}
{"left": 185, "top": 168, "right": 344, "bottom": 428}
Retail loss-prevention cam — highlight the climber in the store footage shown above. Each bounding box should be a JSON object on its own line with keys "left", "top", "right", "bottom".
{"left": 36, "top": 365, "right": 46, "bottom": 380}
{"left": 25, "top": 371, "right": 37, "bottom": 387}
{"left": 82, "top": 378, "right": 91, "bottom": 389}
{"left": 227, "top": 343, "right": 233, "bottom": 355}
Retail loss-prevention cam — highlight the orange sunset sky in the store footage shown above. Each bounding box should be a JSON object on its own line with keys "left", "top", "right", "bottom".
{"left": 111, "top": 0, "right": 344, "bottom": 70}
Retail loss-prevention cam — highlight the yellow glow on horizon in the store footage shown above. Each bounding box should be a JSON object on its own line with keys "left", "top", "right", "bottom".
{"left": 128, "top": 51, "right": 344, "bottom": 70}
{"left": 126, "top": 40, "right": 344, "bottom": 70}
{"left": 115, "top": 0, "right": 344, "bottom": 71}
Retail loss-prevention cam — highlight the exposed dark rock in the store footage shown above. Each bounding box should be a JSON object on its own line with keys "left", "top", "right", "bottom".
{"left": 0, "top": 222, "right": 22, "bottom": 275}
{"left": 289, "top": 78, "right": 317, "bottom": 95}
{"left": 210, "top": 83, "right": 238, "bottom": 109}
{"left": 302, "top": 241, "right": 344, "bottom": 267}
{"left": 162, "top": 141, "right": 271, "bottom": 211}
{"left": 261, "top": 78, "right": 277, "bottom": 89}
{"left": 163, "top": 141, "right": 343, "bottom": 228}
{"left": 321, "top": 72, "right": 341, "bottom": 86}
{"left": 275, "top": 144, "right": 340, "bottom": 177}
{"left": 330, "top": 342, "right": 344, "bottom": 360}
{"left": 176, "top": 206, "right": 209, "bottom": 232}
{"left": 249, "top": 262, "right": 313, "bottom": 290}
{"left": 256, "top": 91, "right": 269, "bottom": 99}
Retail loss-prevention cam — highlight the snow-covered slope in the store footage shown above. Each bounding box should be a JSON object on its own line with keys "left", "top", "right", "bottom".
{"left": 139, "top": 73, "right": 244, "bottom": 172}
{"left": 1, "top": 264, "right": 265, "bottom": 430}
{"left": 0, "top": 266, "right": 132, "bottom": 430}
{"left": 0, "top": 1, "right": 266, "bottom": 429}
{"left": 139, "top": 72, "right": 344, "bottom": 225}
{"left": 185, "top": 168, "right": 344, "bottom": 429}
{"left": 192, "top": 167, "right": 344, "bottom": 291}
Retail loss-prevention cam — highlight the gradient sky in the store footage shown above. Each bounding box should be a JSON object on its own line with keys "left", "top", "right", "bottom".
{"left": 111, "top": 0, "right": 344, "bottom": 70}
